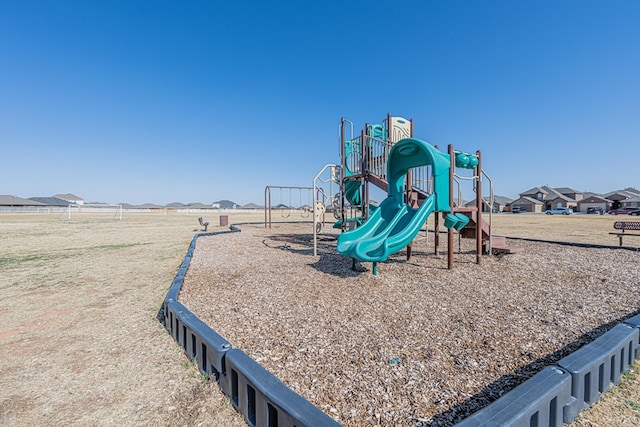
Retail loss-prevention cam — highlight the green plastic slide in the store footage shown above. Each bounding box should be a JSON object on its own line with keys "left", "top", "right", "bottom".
{"left": 337, "top": 193, "right": 435, "bottom": 262}
{"left": 344, "top": 180, "right": 362, "bottom": 206}
{"left": 337, "top": 137, "right": 451, "bottom": 263}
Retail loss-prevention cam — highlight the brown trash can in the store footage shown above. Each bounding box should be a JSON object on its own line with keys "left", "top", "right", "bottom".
{"left": 219, "top": 215, "right": 228, "bottom": 226}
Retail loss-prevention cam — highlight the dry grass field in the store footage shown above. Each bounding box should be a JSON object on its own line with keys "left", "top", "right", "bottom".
{"left": 0, "top": 212, "right": 248, "bottom": 427}
{"left": 0, "top": 211, "right": 638, "bottom": 426}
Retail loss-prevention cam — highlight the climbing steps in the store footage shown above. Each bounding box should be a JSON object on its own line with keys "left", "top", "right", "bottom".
{"left": 455, "top": 208, "right": 523, "bottom": 254}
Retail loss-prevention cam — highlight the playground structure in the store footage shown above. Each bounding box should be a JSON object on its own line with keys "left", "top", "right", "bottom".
{"left": 267, "top": 113, "right": 515, "bottom": 272}
{"left": 311, "top": 113, "right": 510, "bottom": 273}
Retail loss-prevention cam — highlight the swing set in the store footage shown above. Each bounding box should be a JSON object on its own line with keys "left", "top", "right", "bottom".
{"left": 264, "top": 185, "right": 315, "bottom": 229}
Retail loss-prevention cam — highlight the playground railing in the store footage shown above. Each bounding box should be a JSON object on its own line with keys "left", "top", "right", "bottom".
{"left": 365, "top": 135, "right": 392, "bottom": 181}
{"left": 367, "top": 135, "right": 432, "bottom": 196}
{"left": 344, "top": 135, "right": 364, "bottom": 175}
{"left": 411, "top": 165, "right": 433, "bottom": 195}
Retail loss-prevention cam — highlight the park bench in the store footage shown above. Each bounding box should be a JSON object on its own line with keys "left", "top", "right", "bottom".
{"left": 610, "top": 221, "right": 640, "bottom": 246}
{"left": 198, "top": 216, "right": 209, "bottom": 232}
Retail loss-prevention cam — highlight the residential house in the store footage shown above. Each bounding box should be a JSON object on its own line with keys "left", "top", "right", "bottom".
{"left": 493, "top": 195, "right": 514, "bottom": 212}
{"left": 576, "top": 193, "right": 611, "bottom": 213}
{"left": 510, "top": 196, "right": 544, "bottom": 213}
{"left": 464, "top": 195, "right": 513, "bottom": 212}
{"left": 604, "top": 188, "right": 640, "bottom": 209}
{"left": 212, "top": 200, "right": 238, "bottom": 209}
{"left": 510, "top": 186, "right": 583, "bottom": 213}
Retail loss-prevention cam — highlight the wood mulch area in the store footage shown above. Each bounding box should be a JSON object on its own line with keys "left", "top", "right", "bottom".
{"left": 179, "top": 222, "right": 640, "bottom": 426}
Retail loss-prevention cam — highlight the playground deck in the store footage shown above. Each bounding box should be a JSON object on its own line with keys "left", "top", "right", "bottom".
{"left": 179, "top": 223, "right": 640, "bottom": 426}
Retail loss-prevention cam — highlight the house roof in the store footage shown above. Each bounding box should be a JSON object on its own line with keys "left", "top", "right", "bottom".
{"left": 605, "top": 189, "right": 639, "bottom": 199}
{"left": 577, "top": 194, "right": 610, "bottom": 204}
{"left": 53, "top": 193, "right": 83, "bottom": 201}
{"left": 513, "top": 196, "right": 544, "bottom": 205}
{"left": 494, "top": 195, "right": 514, "bottom": 205}
{"left": 548, "top": 193, "right": 573, "bottom": 203}
{"left": 166, "top": 202, "right": 187, "bottom": 207}
{"left": 29, "top": 197, "right": 71, "bottom": 206}
{"left": 540, "top": 186, "right": 565, "bottom": 199}
{"left": 518, "top": 186, "right": 584, "bottom": 203}
{"left": 553, "top": 187, "right": 580, "bottom": 194}
{"left": 519, "top": 186, "right": 548, "bottom": 196}
{"left": 581, "top": 191, "right": 606, "bottom": 199}
{"left": 623, "top": 187, "right": 640, "bottom": 196}
{"left": 213, "top": 200, "right": 237, "bottom": 209}
{"left": 0, "top": 195, "right": 46, "bottom": 206}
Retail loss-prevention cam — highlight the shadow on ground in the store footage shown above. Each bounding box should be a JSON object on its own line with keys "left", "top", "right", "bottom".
{"left": 263, "top": 232, "right": 468, "bottom": 276}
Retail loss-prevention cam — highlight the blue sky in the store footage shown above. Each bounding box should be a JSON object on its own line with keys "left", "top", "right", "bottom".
{"left": 1, "top": 1, "right": 638, "bottom": 205}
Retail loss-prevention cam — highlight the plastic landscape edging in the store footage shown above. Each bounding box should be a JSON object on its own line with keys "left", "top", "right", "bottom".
{"left": 162, "top": 223, "right": 640, "bottom": 427}
{"left": 557, "top": 323, "right": 638, "bottom": 423}
{"left": 161, "top": 224, "right": 339, "bottom": 426}
{"left": 224, "top": 348, "right": 340, "bottom": 426}
{"left": 455, "top": 366, "right": 572, "bottom": 427}
{"left": 499, "top": 235, "right": 640, "bottom": 252}
{"left": 165, "top": 300, "right": 233, "bottom": 382}
{"left": 458, "top": 323, "right": 639, "bottom": 426}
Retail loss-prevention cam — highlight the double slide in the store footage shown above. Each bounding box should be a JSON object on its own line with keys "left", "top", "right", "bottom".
{"left": 337, "top": 137, "right": 451, "bottom": 263}
{"left": 337, "top": 193, "right": 436, "bottom": 262}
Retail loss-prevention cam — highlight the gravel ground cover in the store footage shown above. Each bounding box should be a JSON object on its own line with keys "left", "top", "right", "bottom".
{"left": 179, "top": 221, "right": 640, "bottom": 426}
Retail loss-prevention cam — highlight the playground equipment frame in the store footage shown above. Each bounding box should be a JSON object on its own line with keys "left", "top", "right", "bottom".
{"left": 312, "top": 164, "right": 340, "bottom": 256}
{"left": 263, "top": 185, "right": 314, "bottom": 229}
{"left": 337, "top": 114, "right": 496, "bottom": 271}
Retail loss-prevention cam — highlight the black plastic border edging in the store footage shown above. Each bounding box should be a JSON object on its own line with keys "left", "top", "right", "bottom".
{"left": 500, "top": 235, "right": 640, "bottom": 252}
{"left": 456, "top": 322, "right": 640, "bottom": 426}
{"left": 454, "top": 235, "right": 640, "bottom": 426}
{"left": 161, "top": 224, "right": 340, "bottom": 427}
{"left": 162, "top": 225, "right": 640, "bottom": 427}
